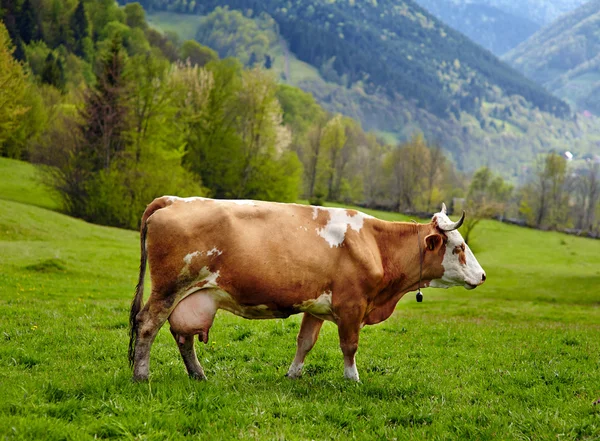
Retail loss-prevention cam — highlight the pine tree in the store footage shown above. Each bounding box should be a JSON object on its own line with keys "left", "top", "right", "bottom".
{"left": 69, "top": 0, "right": 89, "bottom": 57}
{"left": 80, "top": 35, "right": 129, "bottom": 171}
{"left": 17, "top": 0, "right": 37, "bottom": 44}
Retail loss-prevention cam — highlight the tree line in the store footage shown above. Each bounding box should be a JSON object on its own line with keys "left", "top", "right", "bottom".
{"left": 1, "top": 1, "right": 598, "bottom": 239}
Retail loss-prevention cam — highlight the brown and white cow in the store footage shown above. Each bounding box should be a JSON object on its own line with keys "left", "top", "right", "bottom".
{"left": 129, "top": 197, "right": 486, "bottom": 382}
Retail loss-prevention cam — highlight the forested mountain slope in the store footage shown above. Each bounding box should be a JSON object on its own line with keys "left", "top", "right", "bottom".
{"left": 503, "top": 0, "right": 600, "bottom": 115}
{"left": 125, "top": 0, "right": 600, "bottom": 178}
{"left": 134, "top": 0, "right": 567, "bottom": 119}
{"left": 413, "top": 1, "right": 539, "bottom": 55}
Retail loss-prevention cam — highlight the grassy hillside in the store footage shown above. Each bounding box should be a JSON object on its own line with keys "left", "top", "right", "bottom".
{"left": 1, "top": 161, "right": 600, "bottom": 439}
{"left": 0, "top": 157, "right": 59, "bottom": 211}
{"left": 504, "top": 0, "right": 600, "bottom": 115}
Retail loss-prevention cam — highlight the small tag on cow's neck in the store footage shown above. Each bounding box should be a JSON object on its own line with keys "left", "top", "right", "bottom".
{"left": 416, "top": 289, "right": 423, "bottom": 302}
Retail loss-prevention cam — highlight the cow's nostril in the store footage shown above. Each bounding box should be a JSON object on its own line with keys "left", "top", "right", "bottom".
{"left": 481, "top": 273, "right": 486, "bottom": 282}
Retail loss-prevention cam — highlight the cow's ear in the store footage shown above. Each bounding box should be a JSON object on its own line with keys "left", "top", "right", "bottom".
{"left": 425, "top": 233, "right": 443, "bottom": 251}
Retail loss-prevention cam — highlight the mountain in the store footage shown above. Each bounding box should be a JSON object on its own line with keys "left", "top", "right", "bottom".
{"left": 413, "top": 1, "right": 539, "bottom": 55}
{"left": 130, "top": 0, "right": 600, "bottom": 178}
{"left": 503, "top": 0, "right": 600, "bottom": 115}
{"left": 414, "top": 0, "right": 588, "bottom": 55}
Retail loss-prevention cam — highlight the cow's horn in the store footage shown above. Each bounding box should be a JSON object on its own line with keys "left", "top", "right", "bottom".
{"left": 439, "top": 211, "right": 465, "bottom": 231}
{"left": 441, "top": 203, "right": 447, "bottom": 214}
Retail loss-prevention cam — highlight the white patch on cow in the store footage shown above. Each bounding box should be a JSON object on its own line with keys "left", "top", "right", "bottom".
{"left": 286, "top": 361, "right": 304, "bottom": 379}
{"left": 203, "top": 269, "right": 220, "bottom": 288}
{"left": 429, "top": 211, "right": 486, "bottom": 289}
{"left": 183, "top": 251, "right": 202, "bottom": 265}
{"left": 295, "top": 291, "right": 333, "bottom": 320}
{"left": 312, "top": 206, "right": 319, "bottom": 220}
{"left": 314, "top": 208, "right": 373, "bottom": 248}
{"left": 207, "top": 247, "right": 223, "bottom": 256}
{"left": 166, "top": 195, "right": 206, "bottom": 204}
{"left": 165, "top": 195, "right": 256, "bottom": 206}
{"left": 344, "top": 363, "right": 360, "bottom": 381}
{"left": 232, "top": 200, "right": 257, "bottom": 206}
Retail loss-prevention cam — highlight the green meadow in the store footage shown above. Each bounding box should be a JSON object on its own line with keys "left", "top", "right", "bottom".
{"left": 0, "top": 157, "right": 599, "bottom": 440}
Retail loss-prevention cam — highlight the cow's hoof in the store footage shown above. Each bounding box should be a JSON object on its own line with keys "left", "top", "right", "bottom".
{"left": 285, "top": 372, "right": 302, "bottom": 379}
{"left": 132, "top": 375, "right": 149, "bottom": 382}
{"left": 189, "top": 372, "right": 207, "bottom": 381}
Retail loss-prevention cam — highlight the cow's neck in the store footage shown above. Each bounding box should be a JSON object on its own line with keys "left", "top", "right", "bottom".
{"left": 364, "top": 222, "right": 428, "bottom": 325}
{"left": 377, "top": 221, "right": 426, "bottom": 290}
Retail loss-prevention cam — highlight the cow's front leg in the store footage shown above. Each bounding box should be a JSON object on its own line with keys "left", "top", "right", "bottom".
{"left": 286, "top": 313, "right": 324, "bottom": 379}
{"left": 336, "top": 306, "right": 365, "bottom": 382}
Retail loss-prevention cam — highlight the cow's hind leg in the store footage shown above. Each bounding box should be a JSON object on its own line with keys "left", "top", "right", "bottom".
{"left": 132, "top": 292, "right": 175, "bottom": 381}
{"left": 170, "top": 330, "right": 207, "bottom": 380}
{"left": 168, "top": 290, "right": 218, "bottom": 379}
{"left": 286, "top": 313, "right": 324, "bottom": 379}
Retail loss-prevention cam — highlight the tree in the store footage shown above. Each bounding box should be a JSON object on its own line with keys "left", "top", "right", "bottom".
{"left": 69, "top": 0, "right": 91, "bottom": 59}
{"left": 384, "top": 134, "right": 430, "bottom": 212}
{"left": 125, "top": 52, "right": 175, "bottom": 162}
{"left": 124, "top": 2, "right": 147, "bottom": 30}
{"left": 180, "top": 40, "right": 218, "bottom": 67}
{"left": 234, "top": 68, "right": 295, "bottom": 199}
{"left": 462, "top": 166, "right": 512, "bottom": 244}
{"left": 78, "top": 34, "right": 129, "bottom": 175}
{"left": 0, "top": 23, "right": 30, "bottom": 156}
{"left": 41, "top": 52, "right": 66, "bottom": 91}
{"left": 521, "top": 153, "right": 569, "bottom": 228}
{"left": 17, "top": 0, "right": 40, "bottom": 44}
{"left": 572, "top": 160, "right": 600, "bottom": 233}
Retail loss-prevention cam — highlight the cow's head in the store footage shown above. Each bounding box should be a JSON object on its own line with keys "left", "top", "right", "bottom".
{"left": 425, "top": 204, "right": 486, "bottom": 290}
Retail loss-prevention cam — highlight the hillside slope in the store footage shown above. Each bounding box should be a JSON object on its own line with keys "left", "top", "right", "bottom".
{"left": 414, "top": 1, "right": 540, "bottom": 55}
{"left": 504, "top": 0, "right": 600, "bottom": 115}
{"left": 415, "top": 0, "right": 588, "bottom": 56}
{"left": 134, "top": 1, "right": 600, "bottom": 177}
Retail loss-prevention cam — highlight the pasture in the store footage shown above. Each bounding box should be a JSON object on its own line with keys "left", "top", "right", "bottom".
{"left": 0, "top": 157, "right": 599, "bottom": 440}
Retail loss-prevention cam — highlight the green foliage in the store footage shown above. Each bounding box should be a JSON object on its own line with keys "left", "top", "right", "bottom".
{"left": 0, "top": 23, "right": 31, "bottom": 158}
{"left": 519, "top": 153, "right": 570, "bottom": 229}
{"left": 40, "top": 52, "right": 66, "bottom": 91}
{"left": 463, "top": 166, "right": 513, "bottom": 243}
{"left": 179, "top": 39, "right": 217, "bottom": 66}
{"left": 196, "top": 6, "right": 277, "bottom": 67}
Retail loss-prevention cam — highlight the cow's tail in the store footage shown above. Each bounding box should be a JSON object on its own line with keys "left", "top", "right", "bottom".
{"left": 128, "top": 197, "right": 173, "bottom": 368}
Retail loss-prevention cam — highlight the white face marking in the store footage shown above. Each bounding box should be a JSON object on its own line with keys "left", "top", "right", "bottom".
{"left": 314, "top": 208, "right": 373, "bottom": 248}
{"left": 344, "top": 363, "right": 360, "bottom": 381}
{"left": 429, "top": 211, "right": 485, "bottom": 289}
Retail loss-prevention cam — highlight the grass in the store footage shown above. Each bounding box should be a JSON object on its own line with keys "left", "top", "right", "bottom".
{"left": 1, "top": 161, "right": 600, "bottom": 439}
{"left": 146, "top": 12, "right": 203, "bottom": 42}
{"left": 0, "top": 157, "right": 59, "bottom": 211}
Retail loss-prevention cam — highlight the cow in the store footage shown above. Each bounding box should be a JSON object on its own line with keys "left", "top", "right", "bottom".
{"left": 128, "top": 197, "right": 486, "bottom": 382}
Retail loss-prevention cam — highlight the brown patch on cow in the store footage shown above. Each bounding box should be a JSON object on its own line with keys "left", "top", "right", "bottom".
{"left": 453, "top": 243, "right": 467, "bottom": 265}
